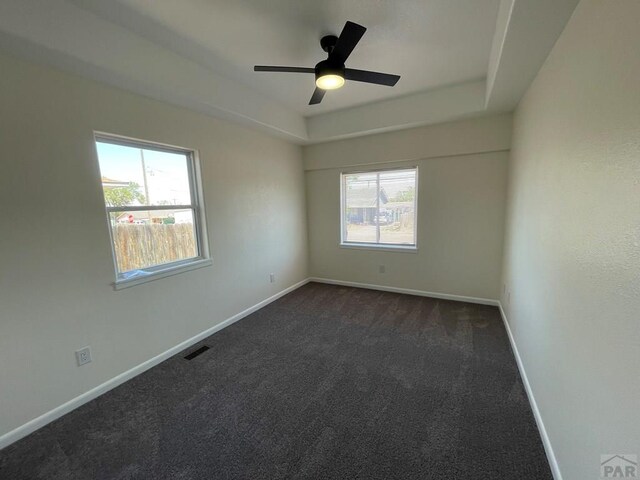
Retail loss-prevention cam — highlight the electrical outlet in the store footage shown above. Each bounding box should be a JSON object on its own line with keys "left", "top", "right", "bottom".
{"left": 75, "top": 346, "right": 92, "bottom": 366}
{"left": 269, "top": 273, "right": 275, "bottom": 283}
{"left": 379, "top": 265, "right": 386, "bottom": 274}
{"left": 503, "top": 283, "right": 506, "bottom": 294}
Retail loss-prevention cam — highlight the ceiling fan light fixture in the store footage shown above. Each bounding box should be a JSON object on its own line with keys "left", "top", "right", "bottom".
{"left": 316, "top": 74, "right": 345, "bottom": 90}
{"left": 314, "top": 60, "right": 345, "bottom": 90}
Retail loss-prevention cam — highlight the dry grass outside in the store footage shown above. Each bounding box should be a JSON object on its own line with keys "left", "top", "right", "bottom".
{"left": 346, "top": 221, "right": 415, "bottom": 245}
{"left": 113, "top": 223, "right": 197, "bottom": 272}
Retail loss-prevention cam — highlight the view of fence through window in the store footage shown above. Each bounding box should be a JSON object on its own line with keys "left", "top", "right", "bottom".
{"left": 95, "top": 137, "right": 199, "bottom": 276}
{"left": 342, "top": 168, "right": 417, "bottom": 246}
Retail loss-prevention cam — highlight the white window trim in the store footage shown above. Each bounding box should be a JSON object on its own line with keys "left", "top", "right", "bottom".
{"left": 112, "top": 258, "right": 213, "bottom": 290}
{"left": 338, "top": 243, "right": 418, "bottom": 253}
{"left": 340, "top": 166, "right": 418, "bottom": 251}
{"left": 94, "top": 132, "right": 211, "bottom": 290}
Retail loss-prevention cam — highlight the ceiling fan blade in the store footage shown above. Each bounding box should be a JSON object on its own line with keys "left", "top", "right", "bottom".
{"left": 309, "top": 87, "right": 326, "bottom": 105}
{"left": 329, "top": 21, "right": 366, "bottom": 64}
{"left": 344, "top": 68, "right": 400, "bottom": 86}
{"left": 254, "top": 66, "right": 315, "bottom": 73}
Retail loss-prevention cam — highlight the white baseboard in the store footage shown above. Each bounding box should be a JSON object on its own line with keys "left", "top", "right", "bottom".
{"left": 309, "top": 277, "right": 499, "bottom": 306}
{"left": 498, "top": 303, "right": 563, "bottom": 480}
{"left": 0, "top": 278, "right": 310, "bottom": 451}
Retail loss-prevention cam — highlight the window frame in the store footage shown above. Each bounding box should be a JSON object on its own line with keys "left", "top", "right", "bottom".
{"left": 340, "top": 166, "right": 419, "bottom": 252}
{"left": 94, "top": 132, "right": 211, "bottom": 289}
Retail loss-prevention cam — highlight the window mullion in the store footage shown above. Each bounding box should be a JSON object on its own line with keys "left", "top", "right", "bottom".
{"left": 106, "top": 204, "right": 193, "bottom": 213}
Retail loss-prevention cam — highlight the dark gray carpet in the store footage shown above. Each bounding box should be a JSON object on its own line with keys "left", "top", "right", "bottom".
{"left": 0, "top": 282, "right": 552, "bottom": 479}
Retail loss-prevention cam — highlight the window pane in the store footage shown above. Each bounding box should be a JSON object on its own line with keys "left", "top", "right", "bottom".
{"left": 378, "top": 169, "right": 416, "bottom": 245}
{"left": 96, "top": 141, "right": 193, "bottom": 207}
{"left": 342, "top": 168, "right": 416, "bottom": 246}
{"left": 343, "top": 172, "right": 378, "bottom": 243}
{"left": 109, "top": 209, "right": 198, "bottom": 275}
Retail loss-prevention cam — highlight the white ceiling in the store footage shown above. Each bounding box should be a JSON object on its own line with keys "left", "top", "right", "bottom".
{"left": 0, "top": 0, "right": 580, "bottom": 143}
{"left": 78, "top": 0, "right": 500, "bottom": 115}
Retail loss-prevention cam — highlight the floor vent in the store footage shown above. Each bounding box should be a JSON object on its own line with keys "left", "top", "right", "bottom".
{"left": 184, "top": 345, "right": 210, "bottom": 360}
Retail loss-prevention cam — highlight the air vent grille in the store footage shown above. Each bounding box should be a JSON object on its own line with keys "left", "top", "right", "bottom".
{"left": 184, "top": 345, "right": 210, "bottom": 360}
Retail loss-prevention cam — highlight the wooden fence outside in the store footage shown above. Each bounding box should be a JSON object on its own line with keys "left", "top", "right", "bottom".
{"left": 113, "top": 223, "right": 197, "bottom": 272}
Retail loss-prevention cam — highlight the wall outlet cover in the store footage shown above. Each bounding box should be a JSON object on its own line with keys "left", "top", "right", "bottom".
{"left": 75, "top": 346, "right": 92, "bottom": 366}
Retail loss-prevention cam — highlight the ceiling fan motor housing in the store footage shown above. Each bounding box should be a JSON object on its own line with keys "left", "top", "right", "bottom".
{"left": 315, "top": 59, "right": 345, "bottom": 81}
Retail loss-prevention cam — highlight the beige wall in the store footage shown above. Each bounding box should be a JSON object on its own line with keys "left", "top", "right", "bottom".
{"left": 0, "top": 51, "right": 308, "bottom": 439}
{"left": 304, "top": 115, "right": 511, "bottom": 300}
{"left": 501, "top": 1, "right": 640, "bottom": 478}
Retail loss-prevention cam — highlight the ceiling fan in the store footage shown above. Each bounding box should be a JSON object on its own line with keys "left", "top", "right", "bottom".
{"left": 254, "top": 21, "right": 401, "bottom": 105}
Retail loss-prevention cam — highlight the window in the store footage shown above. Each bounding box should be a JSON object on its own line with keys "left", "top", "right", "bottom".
{"left": 341, "top": 167, "right": 417, "bottom": 249}
{"left": 94, "top": 134, "right": 210, "bottom": 288}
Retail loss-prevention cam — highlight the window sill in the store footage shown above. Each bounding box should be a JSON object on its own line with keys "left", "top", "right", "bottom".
{"left": 113, "top": 258, "right": 212, "bottom": 290}
{"left": 339, "top": 243, "right": 418, "bottom": 253}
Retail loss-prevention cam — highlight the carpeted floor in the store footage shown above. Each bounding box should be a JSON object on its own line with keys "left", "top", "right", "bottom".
{"left": 0, "top": 283, "right": 552, "bottom": 479}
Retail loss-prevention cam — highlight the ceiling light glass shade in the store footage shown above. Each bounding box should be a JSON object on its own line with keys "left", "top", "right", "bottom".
{"left": 315, "top": 74, "right": 345, "bottom": 90}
